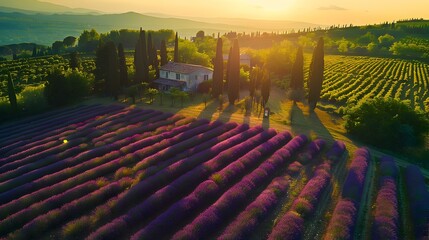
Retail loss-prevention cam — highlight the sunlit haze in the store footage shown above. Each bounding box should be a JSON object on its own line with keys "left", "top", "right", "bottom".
{"left": 40, "top": 0, "right": 429, "bottom": 25}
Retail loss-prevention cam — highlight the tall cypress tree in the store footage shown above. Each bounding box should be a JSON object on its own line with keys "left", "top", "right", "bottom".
{"left": 211, "top": 38, "right": 224, "bottom": 99}
{"left": 308, "top": 37, "right": 324, "bottom": 110}
{"left": 160, "top": 39, "right": 168, "bottom": 66}
{"left": 147, "top": 32, "right": 155, "bottom": 67}
{"left": 141, "top": 30, "right": 149, "bottom": 83}
{"left": 225, "top": 46, "right": 233, "bottom": 90}
{"left": 174, "top": 32, "right": 179, "bottom": 62}
{"left": 134, "top": 28, "right": 144, "bottom": 84}
{"left": 7, "top": 72, "right": 18, "bottom": 112}
{"left": 147, "top": 32, "right": 159, "bottom": 79}
{"left": 95, "top": 40, "right": 108, "bottom": 93}
{"left": 290, "top": 46, "right": 304, "bottom": 90}
{"left": 69, "top": 51, "right": 79, "bottom": 70}
{"left": 227, "top": 39, "right": 240, "bottom": 105}
{"left": 261, "top": 68, "right": 271, "bottom": 106}
{"left": 106, "top": 41, "right": 120, "bottom": 99}
{"left": 153, "top": 46, "right": 159, "bottom": 79}
{"left": 118, "top": 43, "right": 129, "bottom": 87}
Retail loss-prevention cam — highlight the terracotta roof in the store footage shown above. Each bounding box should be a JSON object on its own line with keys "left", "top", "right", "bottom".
{"left": 160, "top": 62, "right": 213, "bottom": 74}
{"left": 153, "top": 78, "right": 186, "bottom": 87}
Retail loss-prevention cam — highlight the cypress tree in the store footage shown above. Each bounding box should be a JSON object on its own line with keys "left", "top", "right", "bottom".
{"left": 308, "top": 37, "right": 324, "bottom": 110}
{"left": 69, "top": 51, "right": 79, "bottom": 70}
{"left": 211, "top": 38, "right": 224, "bottom": 99}
{"left": 153, "top": 46, "right": 159, "bottom": 79}
{"left": 118, "top": 43, "right": 129, "bottom": 87}
{"left": 249, "top": 66, "right": 263, "bottom": 98}
{"left": 174, "top": 32, "right": 179, "bottom": 62}
{"left": 134, "top": 28, "right": 144, "bottom": 84}
{"left": 290, "top": 46, "right": 304, "bottom": 90}
{"left": 147, "top": 32, "right": 155, "bottom": 67}
{"left": 105, "top": 41, "right": 120, "bottom": 99}
{"left": 32, "top": 46, "right": 37, "bottom": 57}
{"left": 225, "top": 46, "right": 233, "bottom": 90}
{"left": 147, "top": 33, "right": 159, "bottom": 78}
{"left": 227, "top": 39, "right": 240, "bottom": 105}
{"left": 261, "top": 68, "right": 271, "bottom": 106}
{"left": 95, "top": 41, "right": 108, "bottom": 93}
{"left": 141, "top": 30, "right": 150, "bottom": 83}
{"left": 160, "top": 39, "right": 168, "bottom": 66}
{"left": 7, "top": 72, "right": 18, "bottom": 112}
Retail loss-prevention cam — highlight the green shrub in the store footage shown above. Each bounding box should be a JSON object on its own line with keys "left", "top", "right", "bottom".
{"left": 345, "top": 98, "right": 429, "bottom": 150}
{"left": 18, "top": 85, "right": 48, "bottom": 113}
{"left": 44, "top": 68, "right": 93, "bottom": 107}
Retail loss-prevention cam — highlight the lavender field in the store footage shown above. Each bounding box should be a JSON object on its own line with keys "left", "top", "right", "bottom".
{"left": 0, "top": 104, "right": 428, "bottom": 239}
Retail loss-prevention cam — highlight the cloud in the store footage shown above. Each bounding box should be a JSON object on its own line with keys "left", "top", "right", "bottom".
{"left": 318, "top": 5, "right": 347, "bottom": 11}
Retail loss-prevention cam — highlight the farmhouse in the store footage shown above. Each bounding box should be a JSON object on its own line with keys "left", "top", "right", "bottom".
{"left": 223, "top": 54, "right": 251, "bottom": 66}
{"left": 154, "top": 62, "right": 213, "bottom": 92}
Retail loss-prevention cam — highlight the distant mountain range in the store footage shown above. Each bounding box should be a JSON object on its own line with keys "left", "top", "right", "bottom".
{"left": 0, "top": 0, "right": 102, "bottom": 14}
{"left": 0, "top": 0, "right": 322, "bottom": 46}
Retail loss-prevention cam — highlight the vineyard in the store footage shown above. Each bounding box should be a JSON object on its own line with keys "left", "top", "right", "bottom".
{"left": 0, "top": 104, "right": 428, "bottom": 239}
{"left": 316, "top": 55, "right": 429, "bottom": 111}
{"left": 0, "top": 55, "right": 96, "bottom": 100}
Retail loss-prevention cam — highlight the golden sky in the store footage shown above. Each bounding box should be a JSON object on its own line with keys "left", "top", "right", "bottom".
{"left": 41, "top": 0, "right": 429, "bottom": 25}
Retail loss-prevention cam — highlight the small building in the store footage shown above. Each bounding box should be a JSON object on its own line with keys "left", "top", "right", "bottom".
{"left": 154, "top": 62, "right": 213, "bottom": 92}
{"left": 223, "top": 54, "right": 251, "bottom": 66}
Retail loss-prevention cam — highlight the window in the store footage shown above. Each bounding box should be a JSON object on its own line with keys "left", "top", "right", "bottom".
{"left": 204, "top": 75, "right": 209, "bottom": 81}
{"left": 195, "top": 75, "right": 198, "bottom": 80}
{"left": 176, "top": 73, "right": 180, "bottom": 80}
{"left": 166, "top": 71, "right": 169, "bottom": 78}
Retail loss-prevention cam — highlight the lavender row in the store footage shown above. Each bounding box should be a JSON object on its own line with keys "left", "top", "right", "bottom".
{"left": 0, "top": 114, "right": 187, "bottom": 194}
{"left": 0, "top": 113, "right": 185, "bottom": 182}
{"left": 0, "top": 180, "right": 101, "bottom": 235}
{"left": 0, "top": 120, "right": 215, "bottom": 204}
{"left": 0, "top": 105, "right": 129, "bottom": 163}
{"left": 0, "top": 105, "right": 124, "bottom": 156}
{"left": 6, "top": 178, "right": 130, "bottom": 239}
{"left": 89, "top": 111, "right": 169, "bottom": 144}
{"left": 372, "top": 156, "right": 399, "bottom": 240}
{"left": 218, "top": 176, "right": 291, "bottom": 240}
{"left": 268, "top": 163, "right": 333, "bottom": 240}
{"left": 57, "top": 124, "right": 251, "bottom": 239}
{"left": 1, "top": 109, "right": 164, "bottom": 170}
{"left": 324, "top": 199, "right": 358, "bottom": 240}
{"left": 130, "top": 131, "right": 293, "bottom": 239}
{"left": 132, "top": 123, "right": 249, "bottom": 182}
{"left": 0, "top": 104, "right": 104, "bottom": 146}
{"left": 171, "top": 135, "right": 308, "bottom": 240}
{"left": 87, "top": 129, "right": 276, "bottom": 240}
{"left": 341, "top": 148, "right": 370, "bottom": 202}
{"left": 404, "top": 164, "right": 429, "bottom": 239}
{"left": 202, "top": 137, "right": 307, "bottom": 240}
{"left": 0, "top": 104, "right": 94, "bottom": 137}
{"left": 324, "top": 148, "right": 371, "bottom": 240}
{"left": 110, "top": 125, "right": 263, "bottom": 214}
{"left": 131, "top": 121, "right": 238, "bottom": 172}
{"left": 2, "top": 107, "right": 149, "bottom": 161}
{"left": 296, "top": 139, "right": 326, "bottom": 164}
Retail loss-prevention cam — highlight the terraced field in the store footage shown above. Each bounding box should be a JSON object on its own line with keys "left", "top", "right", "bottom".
{"left": 0, "top": 105, "right": 428, "bottom": 239}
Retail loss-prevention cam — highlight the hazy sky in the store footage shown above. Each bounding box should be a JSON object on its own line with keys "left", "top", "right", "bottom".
{"left": 41, "top": 0, "right": 429, "bottom": 25}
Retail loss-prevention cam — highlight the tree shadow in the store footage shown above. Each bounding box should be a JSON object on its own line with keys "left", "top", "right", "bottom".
{"left": 218, "top": 104, "right": 235, "bottom": 123}
{"left": 262, "top": 116, "right": 270, "bottom": 130}
{"left": 197, "top": 100, "right": 218, "bottom": 121}
{"left": 290, "top": 101, "right": 335, "bottom": 143}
